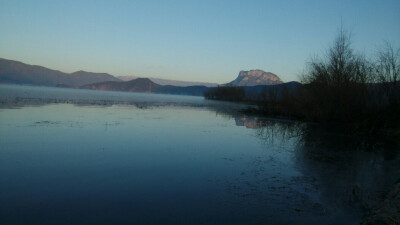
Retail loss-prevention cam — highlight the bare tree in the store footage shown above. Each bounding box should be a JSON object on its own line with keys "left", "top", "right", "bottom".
{"left": 303, "top": 27, "right": 372, "bottom": 86}
{"left": 376, "top": 42, "right": 400, "bottom": 85}
{"left": 300, "top": 27, "right": 374, "bottom": 122}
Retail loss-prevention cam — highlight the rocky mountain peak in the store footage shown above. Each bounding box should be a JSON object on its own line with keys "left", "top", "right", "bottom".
{"left": 228, "top": 70, "right": 282, "bottom": 86}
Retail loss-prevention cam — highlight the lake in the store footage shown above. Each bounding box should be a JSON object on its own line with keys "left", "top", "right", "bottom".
{"left": 0, "top": 84, "right": 399, "bottom": 225}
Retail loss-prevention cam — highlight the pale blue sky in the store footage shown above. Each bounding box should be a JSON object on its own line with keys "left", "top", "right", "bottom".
{"left": 0, "top": 0, "right": 399, "bottom": 83}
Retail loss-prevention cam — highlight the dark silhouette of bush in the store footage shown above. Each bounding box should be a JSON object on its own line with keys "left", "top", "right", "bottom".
{"left": 204, "top": 86, "right": 245, "bottom": 101}
{"left": 300, "top": 28, "right": 373, "bottom": 122}
{"left": 298, "top": 28, "right": 399, "bottom": 134}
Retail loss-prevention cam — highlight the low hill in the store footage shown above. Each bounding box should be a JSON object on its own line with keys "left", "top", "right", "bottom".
{"left": 118, "top": 75, "right": 218, "bottom": 87}
{"left": 242, "top": 81, "right": 302, "bottom": 100}
{"left": 80, "top": 78, "right": 209, "bottom": 96}
{"left": 81, "top": 78, "right": 160, "bottom": 93}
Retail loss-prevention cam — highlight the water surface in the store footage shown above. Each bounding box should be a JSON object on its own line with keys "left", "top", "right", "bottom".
{"left": 0, "top": 85, "right": 399, "bottom": 225}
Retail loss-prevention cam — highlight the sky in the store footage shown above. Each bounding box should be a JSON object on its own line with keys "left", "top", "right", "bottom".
{"left": 0, "top": 0, "right": 399, "bottom": 83}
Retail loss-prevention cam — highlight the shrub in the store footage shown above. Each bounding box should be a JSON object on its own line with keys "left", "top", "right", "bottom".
{"left": 204, "top": 86, "right": 245, "bottom": 101}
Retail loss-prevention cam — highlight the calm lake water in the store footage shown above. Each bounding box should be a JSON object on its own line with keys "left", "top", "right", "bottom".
{"left": 0, "top": 84, "right": 399, "bottom": 225}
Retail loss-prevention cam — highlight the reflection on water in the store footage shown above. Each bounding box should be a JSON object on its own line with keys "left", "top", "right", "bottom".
{"left": 0, "top": 84, "right": 399, "bottom": 225}
{"left": 253, "top": 120, "right": 399, "bottom": 221}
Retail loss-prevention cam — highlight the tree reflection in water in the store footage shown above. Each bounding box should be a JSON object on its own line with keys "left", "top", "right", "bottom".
{"left": 230, "top": 115, "right": 399, "bottom": 222}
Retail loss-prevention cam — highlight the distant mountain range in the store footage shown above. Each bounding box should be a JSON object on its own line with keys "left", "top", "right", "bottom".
{"left": 118, "top": 76, "right": 218, "bottom": 87}
{"left": 227, "top": 70, "right": 282, "bottom": 86}
{"left": 0, "top": 58, "right": 120, "bottom": 87}
{"left": 119, "top": 71, "right": 281, "bottom": 87}
{"left": 0, "top": 58, "right": 297, "bottom": 97}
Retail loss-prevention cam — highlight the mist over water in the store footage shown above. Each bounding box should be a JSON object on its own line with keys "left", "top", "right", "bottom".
{"left": 1, "top": 84, "right": 399, "bottom": 225}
